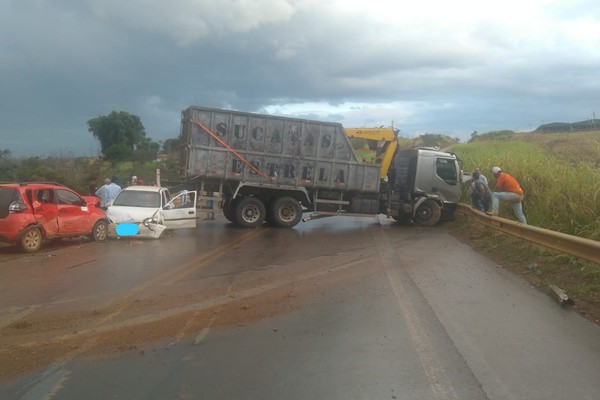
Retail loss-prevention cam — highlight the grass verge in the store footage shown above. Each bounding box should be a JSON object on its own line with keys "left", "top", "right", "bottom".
{"left": 446, "top": 213, "right": 600, "bottom": 326}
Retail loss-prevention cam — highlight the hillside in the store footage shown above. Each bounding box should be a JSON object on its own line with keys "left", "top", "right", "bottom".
{"left": 535, "top": 119, "right": 600, "bottom": 133}
{"left": 469, "top": 130, "right": 600, "bottom": 165}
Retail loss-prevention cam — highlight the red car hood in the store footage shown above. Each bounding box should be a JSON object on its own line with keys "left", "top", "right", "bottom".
{"left": 83, "top": 195, "right": 102, "bottom": 209}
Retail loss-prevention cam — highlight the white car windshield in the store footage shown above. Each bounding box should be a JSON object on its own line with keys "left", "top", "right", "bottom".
{"left": 113, "top": 191, "right": 160, "bottom": 208}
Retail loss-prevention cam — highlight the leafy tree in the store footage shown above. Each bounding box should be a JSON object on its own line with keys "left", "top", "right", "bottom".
{"left": 88, "top": 111, "right": 152, "bottom": 161}
{"left": 468, "top": 130, "right": 479, "bottom": 143}
{"left": 133, "top": 138, "right": 160, "bottom": 162}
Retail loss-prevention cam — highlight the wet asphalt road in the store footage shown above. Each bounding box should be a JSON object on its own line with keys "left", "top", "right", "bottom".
{"left": 0, "top": 214, "right": 599, "bottom": 400}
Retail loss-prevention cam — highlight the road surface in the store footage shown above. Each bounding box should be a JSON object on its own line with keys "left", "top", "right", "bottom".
{"left": 0, "top": 214, "right": 598, "bottom": 399}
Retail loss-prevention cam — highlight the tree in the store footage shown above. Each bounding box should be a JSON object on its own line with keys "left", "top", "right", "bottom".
{"left": 88, "top": 111, "right": 148, "bottom": 161}
{"left": 133, "top": 137, "right": 160, "bottom": 162}
{"left": 162, "top": 138, "right": 180, "bottom": 153}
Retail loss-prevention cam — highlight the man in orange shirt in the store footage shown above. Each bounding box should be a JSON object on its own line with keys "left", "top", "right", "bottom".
{"left": 489, "top": 166, "right": 527, "bottom": 224}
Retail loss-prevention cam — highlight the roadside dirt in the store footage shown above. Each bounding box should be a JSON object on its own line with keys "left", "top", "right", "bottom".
{"left": 446, "top": 213, "right": 600, "bottom": 326}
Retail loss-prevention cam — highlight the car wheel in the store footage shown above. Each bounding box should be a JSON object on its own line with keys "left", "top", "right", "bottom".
{"left": 19, "top": 226, "right": 43, "bottom": 253}
{"left": 91, "top": 220, "right": 108, "bottom": 242}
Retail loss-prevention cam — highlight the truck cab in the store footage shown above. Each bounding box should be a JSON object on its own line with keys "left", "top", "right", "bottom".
{"left": 387, "top": 147, "right": 461, "bottom": 226}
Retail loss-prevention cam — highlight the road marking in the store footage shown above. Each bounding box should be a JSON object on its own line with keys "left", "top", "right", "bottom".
{"left": 193, "top": 327, "right": 211, "bottom": 345}
{"left": 17, "top": 364, "right": 71, "bottom": 400}
{"left": 375, "top": 229, "right": 459, "bottom": 400}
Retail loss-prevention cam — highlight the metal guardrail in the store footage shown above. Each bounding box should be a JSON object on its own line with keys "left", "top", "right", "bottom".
{"left": 456, "top": 204, "right": 600, "bottom": 265}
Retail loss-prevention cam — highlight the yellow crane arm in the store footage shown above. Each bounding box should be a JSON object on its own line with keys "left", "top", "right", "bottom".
{"left": 345, "top": 128, "right": 399, "bottom": 180}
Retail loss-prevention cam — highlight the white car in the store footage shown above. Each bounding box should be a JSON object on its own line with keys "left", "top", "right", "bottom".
{"left": 106, "top": 186, "right": 197, "bottom": 239}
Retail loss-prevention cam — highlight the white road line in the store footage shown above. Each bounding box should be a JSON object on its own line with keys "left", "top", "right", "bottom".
{"left": 375, "top": 228, "right": 459, "bottom": 400}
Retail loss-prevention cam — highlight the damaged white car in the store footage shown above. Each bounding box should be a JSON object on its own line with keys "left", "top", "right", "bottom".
{"left": 106, "top": 186, "right": 197, "bottom": 239}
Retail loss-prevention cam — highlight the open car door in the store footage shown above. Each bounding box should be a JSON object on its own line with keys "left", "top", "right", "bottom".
{"left": 162, "top": 190, "right": 197, "bottom": 229}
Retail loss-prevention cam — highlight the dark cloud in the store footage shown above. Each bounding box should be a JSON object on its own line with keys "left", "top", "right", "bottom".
{"left": 1, "top": 0, "right": 599, "bottom": 157}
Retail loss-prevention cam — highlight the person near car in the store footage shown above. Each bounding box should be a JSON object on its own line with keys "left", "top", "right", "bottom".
{"left": 95, "top": 177, "right": 122, "bottom": 209}
{"left": 489, "top": 166, "right": 527, "bottom": 224}
{"left": 95, "top": 178, "right": 111, "bottom": 209}
{"left": 88, "top": 179, "right": 98, "bottom": 196}
{"left": 470, "top": 171, "right": 492, "bottom": 212}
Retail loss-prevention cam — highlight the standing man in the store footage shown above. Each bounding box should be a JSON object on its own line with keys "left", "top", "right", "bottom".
{"left": 489, "top": 167, "right": 527, "bottom": 224}
{"left": 95, "top": 177, "right": 122, "bottom": 209}
{"left": 95, "top": 178, "right": 112, "bottom": 210}
{"left": 106, "top": 176, "right": 122, "bottom": 206}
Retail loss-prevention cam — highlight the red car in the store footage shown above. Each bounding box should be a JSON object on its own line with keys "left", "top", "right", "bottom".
{"left": 0, "top": 182, "right": 108, "bottom": 252}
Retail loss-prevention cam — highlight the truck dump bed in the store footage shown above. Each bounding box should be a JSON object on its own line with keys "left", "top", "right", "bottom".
{"left": 180, "top": 106, "right": 380, "bottom": 193}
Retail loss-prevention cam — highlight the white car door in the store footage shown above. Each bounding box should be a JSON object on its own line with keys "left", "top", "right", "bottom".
{"left": 162, "top": 190, "right": 197, "bottom": 229}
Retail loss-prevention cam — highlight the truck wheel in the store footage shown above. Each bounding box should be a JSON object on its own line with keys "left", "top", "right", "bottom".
{"left": 413, "top": 200, "right": 441, "bottom": 227}
{"left": 90, "top": 220, "right": 108, "bottom": 242}
{"left": 270, "top": 197, "right": 302, "bottom": 228}
{"left": 19, "top": 226, "right": 43, "bottom": 253}
{"left": 222, "top": 197, "right": 235, "bottom": 222}
{"left": 234, "top": 197, "right": 266, "bottom": 228}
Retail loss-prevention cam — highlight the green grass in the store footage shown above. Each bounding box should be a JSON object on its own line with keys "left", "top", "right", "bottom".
{"left": 451, "top": 140, "right": 600, "bottom": 240}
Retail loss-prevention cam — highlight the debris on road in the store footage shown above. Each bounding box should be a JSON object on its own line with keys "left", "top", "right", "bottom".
{"left": 548, "top": 284, "right": 572, "bottom": 305}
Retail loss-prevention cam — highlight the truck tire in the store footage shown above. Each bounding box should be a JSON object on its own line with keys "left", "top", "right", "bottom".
{"left": 233, "top": 197, "right": 266, "bottom": 228}
{"left": 413, "top": 200, "right": 441, "bottom": 227}
{"left": 19, "top": 226, "right": 43, "bottom": 253}
{"left": 270, "top": 197, "right": 302, "bottom": 228}
{"left": 222, "top": 197, "right": 235, "bottom": 222}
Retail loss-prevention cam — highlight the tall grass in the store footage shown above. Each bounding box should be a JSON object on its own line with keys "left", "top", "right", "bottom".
{"left": 451, "top": 141, "right": 600, "bottom": 240}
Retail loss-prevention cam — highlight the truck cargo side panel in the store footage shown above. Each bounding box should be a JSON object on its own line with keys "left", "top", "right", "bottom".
{"left": 181, "top": 107, "right": 380, "bottom": 193}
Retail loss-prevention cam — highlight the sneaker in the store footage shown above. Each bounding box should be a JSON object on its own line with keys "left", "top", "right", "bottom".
{"left": 485, "top": 211, "right": 496, "bottom": 216}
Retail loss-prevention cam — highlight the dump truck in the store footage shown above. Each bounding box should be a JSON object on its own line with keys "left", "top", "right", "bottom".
{"left": 179, "top": 106, "right": 462, "bottom": 228}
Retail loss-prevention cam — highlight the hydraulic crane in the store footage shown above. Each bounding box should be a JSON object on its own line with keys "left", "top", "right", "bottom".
{"left": 344, "top": 127, "right": 400, "bottom": 180}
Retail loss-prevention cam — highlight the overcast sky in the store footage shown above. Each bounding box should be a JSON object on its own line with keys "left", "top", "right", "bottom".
{"left": 1, "top": 0, "right": 599, "bottom": 157}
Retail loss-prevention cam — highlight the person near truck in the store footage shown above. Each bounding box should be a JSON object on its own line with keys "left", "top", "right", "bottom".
{"left": 473, "top": 166, "right": 488, "bottom": 185}
{"left": 471, "top": 171, "right": 492, "bottom": 212}
{"left": 468, "top": 166, "right": 488, "bottom": 208}
{"left": 489, "top": 166, "right": 527, "bottom": 224}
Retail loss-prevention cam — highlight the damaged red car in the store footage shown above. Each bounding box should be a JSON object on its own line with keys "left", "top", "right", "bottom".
{"left": 0, "top": 183, "right": 108, "bottom": 252}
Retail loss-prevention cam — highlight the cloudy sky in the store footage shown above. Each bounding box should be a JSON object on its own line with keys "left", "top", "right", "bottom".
{"left": 1, "top": 0, "right": 599, "bottom": 157}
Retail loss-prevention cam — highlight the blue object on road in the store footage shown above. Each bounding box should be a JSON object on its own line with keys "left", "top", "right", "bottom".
{"left": 116, "top": 223, "right": 139, "bottom": 236}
